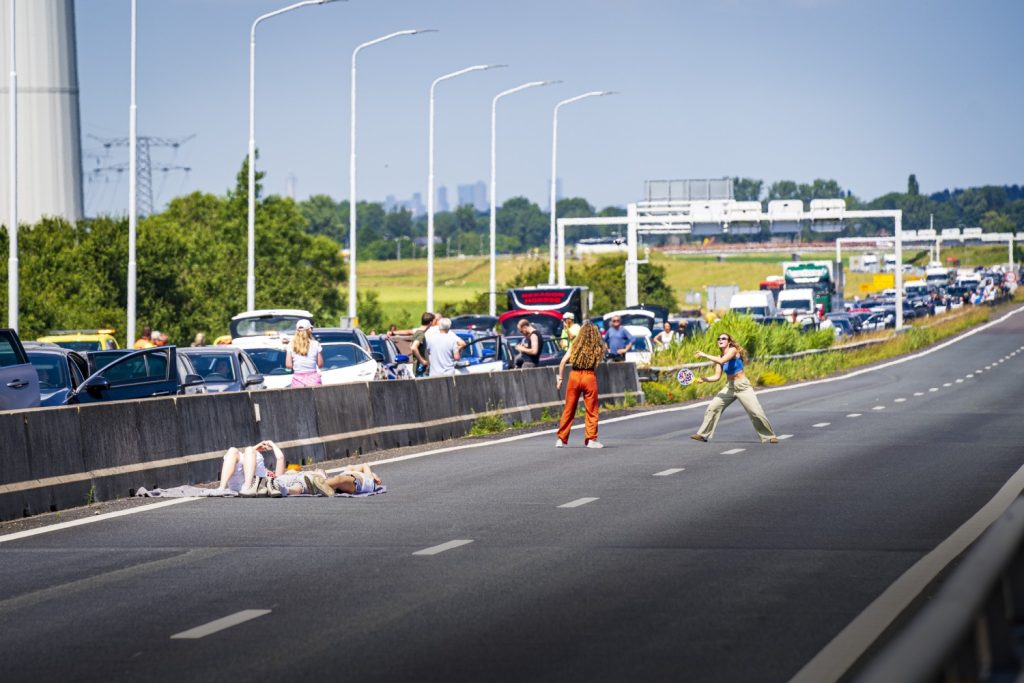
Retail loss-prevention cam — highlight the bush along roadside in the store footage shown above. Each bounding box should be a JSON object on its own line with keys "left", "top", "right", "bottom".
{"left": 640, "top": 302, "right": 1009, "bottom": 404}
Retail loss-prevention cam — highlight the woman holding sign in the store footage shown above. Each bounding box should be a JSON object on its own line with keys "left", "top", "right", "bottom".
{"left": 555, "top": 322, "right": 607, "bottom": 449}
{"left": 689, "top": 333, "right": 778, "bottom": 444}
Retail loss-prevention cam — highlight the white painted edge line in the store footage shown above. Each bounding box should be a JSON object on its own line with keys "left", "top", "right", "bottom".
{"left": 720, "top": 448, "right": 745, "bottom": 455}
{"left": 558, "top": 497, "right": 599, "bottom": 509}
{"left": 790, "top": 460, "right": 1024, "bottom": 683}
{"left": 846, "top": 413, "right": 862, "bottom": 418}
{"left": 171, "top": 609, "right": 271, "bottom": 640}
{"left": 812, "top": 422, "right": 831, "bottom": 428}
{"left": 412, "top": 539, "right": 474, "bottom": 556}
{"left": 0, "top": 498, "right": 198, "bottom": 545}
{"left": 777, "top": 434, "right": 794, "bottom": 440}
{"left": 653, "top": 468, "right": 685, "bottom": 477}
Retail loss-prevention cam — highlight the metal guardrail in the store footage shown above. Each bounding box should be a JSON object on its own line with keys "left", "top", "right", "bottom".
{"left": 856, "top": 496, "right": 1024, "bottom": 682}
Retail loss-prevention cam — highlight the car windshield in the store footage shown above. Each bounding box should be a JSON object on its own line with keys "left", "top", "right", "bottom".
{"left": 611, "top": 314, "right": 655, "bottom": 329}
{"left": 778, "top": 300, "right": 809, "bottom": 311}
{"left": 27, "top": 352, "right": 69, "bottom": 389}
{"left": 322, "top": 344, "right": 369, "bottom": 370}
{"left": 187, "top": 353, "right": 238, "bottom": 382}
{"left": 55, "top": 340, "right": 102, "bottom": 352}
{"left": 246, "top": 348, "right": 291, "bottom": 376}
{"left": 630, "top": 337, "right": 651, "bottom": 352}
{"left": 231, "top": 314, "right": 307, "bottom": 338}
{"left": 368, "top": 338, "right": 388, "bottom": 359}
{"left": 733, "top": 307, "right": 769, "bottom": 317}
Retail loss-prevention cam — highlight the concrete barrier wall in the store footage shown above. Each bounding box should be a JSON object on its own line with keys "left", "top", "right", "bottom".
{"left": 0, "top": 364, "right": 641, "bottom": 521}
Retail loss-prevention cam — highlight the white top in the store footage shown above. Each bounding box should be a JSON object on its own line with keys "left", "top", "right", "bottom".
{"left": 427, "top": 332, "right": 461, "bottom": 376}
{"left": 291, "top": 339, "right": 322, "bottom": 373}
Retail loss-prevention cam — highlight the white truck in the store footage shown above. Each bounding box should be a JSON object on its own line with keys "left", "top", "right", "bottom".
{"left": 728, "top": 291, "right": 777, "bottom": 319}
{"left": 776, "top": 288, "right": 816, "bottom": 318}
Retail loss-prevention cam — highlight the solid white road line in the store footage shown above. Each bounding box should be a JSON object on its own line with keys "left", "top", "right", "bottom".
{"left": 720, "top": 448, "right": 745, "bottom": 455}
{"left": 812, "top": 423, "right": 830, "bottom": 428}
{"left": 0, "top": 498, "right": 198, "bottom": 545}
{"left": 413, "top": 540, "right": 474, "bottom": 556}
{"left": 171, "top": 610, "right": 271, "bottom": 640}
{"left": 791, "top": 462, "right": 1024, "bottom": 683}
{"left": 846, "top": 413, "right": 862, "bottom": 418}
{"left": 558, "top": 497, "right": 599, "bottom": 509}
{"left": 653, "top": 468, "right": 685, "bottom": 477}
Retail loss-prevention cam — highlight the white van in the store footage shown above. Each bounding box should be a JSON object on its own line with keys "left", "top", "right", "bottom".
{"left": 776, "top": 288, "right": 815, "bottom": 317}
{"left": 728, "top": 291, "right": 777, "bottom": 319}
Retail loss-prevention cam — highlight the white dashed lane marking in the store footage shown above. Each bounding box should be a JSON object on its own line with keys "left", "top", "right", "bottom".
{"left": 558, "top": 498, "right": 599, "bottom": 509}
{"left": 966, "top": 374, "right": 974, "bottom": 378}
{"left": 873, "top": 406, "right": 886, "bottom": 411}
{"left": 913, "top": 392, "right": 924, "bottom": 397}
{"left": 955, "top": 379, "right": 964, "bottom": 383}
{"left": 847, "top": 413, "right": 862, "bottom": 418}
{"left": 943, "top": 383, "right": 952, "bottom": 387}
{"left": 777, "top": 434, "right": 794, "bottom": 440}
{"left": 171, "top": 610, "right": 272, "bottom": 640}
{"left": 813, "top": 422, "right": 830, "bottom": 428}
{"left": 413, "top": 540, "right": 475, "bottom": 555}
{"left": 721, "top": 448, "right": 746, "bottom": 455}
{"left": 929, "top": 388, "right": 939, "bottom": 392}
{"left": 894, "top": 398, "right": 906, "bottom": 403}
{"left": 653, "top": 468, "right": 685, "bottom": 477}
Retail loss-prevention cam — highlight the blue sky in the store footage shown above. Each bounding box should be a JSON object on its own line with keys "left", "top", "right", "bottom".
{"left": 76, "top": 0, "right": 1024, "bottom": 217}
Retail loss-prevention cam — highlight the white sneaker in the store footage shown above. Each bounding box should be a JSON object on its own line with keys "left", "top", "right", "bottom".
{"left": 555, "top": 439, "right": 565, "bottom": 448}
{"left": 239, "top": 481, "right": 260, "bottom": 497}
{"left": 585, "top": 440, "right": 604, "bottom": 449}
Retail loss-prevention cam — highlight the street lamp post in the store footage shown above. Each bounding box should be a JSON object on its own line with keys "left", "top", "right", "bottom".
{"left": 247, "top": 0, "right": 339, "bottom": 313}
{"left": 548, "top": 91, "right": 614, "bottom": 284}
{"left": 126, "top": 0, "right": 137, "bottom": 345}
{"left": 7, "top": 0, "right": 17, "bottom": 330}
{"left": 349, "top": 29, "right": 434, "bottom": 323}
{"left": 426, "top": 63, "right": 505, "bottom": 313}
{"left": 489, "top": 80, "right": 559, "bottom": 316}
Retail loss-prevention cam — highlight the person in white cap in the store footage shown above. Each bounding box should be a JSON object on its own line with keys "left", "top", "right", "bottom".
{"left": 285, "top": 319, "right": 323, "bottom": 387}
{"left": 559, "top": 311, "right": 581, "bottom": 351}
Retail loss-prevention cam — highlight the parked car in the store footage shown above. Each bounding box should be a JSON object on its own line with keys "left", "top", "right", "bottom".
{"left": 505, "top": 334, "right": 565, "bottom": 368}
{"left": 367, "top": 334, "right": 413, "bottom": 380}
{"left": 36, "top": 328, "right": 120, "bottom": 352}
{"left": 66, "top": 346, "right": 206, "bottom": 404}
{"left": 621, "top": 325, "right": 653, "bottom": 365}
{"left": 728, "top": 290, "right": 778, "bottom": 319}
{"left": 24, "top": 342, "right": 89, "bottom": 406}
{"left": 450, "top": 315, "right": 499, "bottom": 333}
{"left": 230, "top": 309, "right": 313, "bottom": 342}
{"left": 312, "top": 327, "right": 373, "bottom": 355}
{"left": 85, "top": 348, "right": 135, "bottom": 375}
{"left": 457, "top": 335, "right": 517, "bottom": 371}
{"left": 233, "top": 337, "right": 293, "bottom": 389}
{"left": 671, "top": 317, "right": 709, "bottom": 339}
{"left": 180, "top": 346, "right": 266, "bottom": 392}
{"left": 452, "top": 331, "right": 506, "bottom": 374}
{"left": 319, "top": 342, "right": 381, "bottom": 385}
{"left": 1, "top": 329, "right": 42, "bottom": 410}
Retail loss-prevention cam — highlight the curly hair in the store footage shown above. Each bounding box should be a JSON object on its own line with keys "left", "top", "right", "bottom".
{"left": 569, "top": 322, "right": 605, "bottom": 370}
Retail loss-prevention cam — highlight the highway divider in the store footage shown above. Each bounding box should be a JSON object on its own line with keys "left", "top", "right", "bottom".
{"left": 0, "top": 363, "right": 640, "bottom": 521}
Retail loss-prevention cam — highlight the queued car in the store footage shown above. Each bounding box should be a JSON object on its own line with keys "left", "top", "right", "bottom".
{"left": 452, "top": 331, "right": 506, "bottom": 374}
{"left": 230, "top": 309, "right": 313, "bottom": 342}
{"left": 66, "top": 346, "right": 207, "bottom": 404}
{"left": 179, "top": 346, "right": 266, "bottom": 392}
{"left": 620, "top": 325, "right": 653, "bottom": 365}
{"left": 312, "top": 327, "right": 373, "bottom": 355}
{"left": 367, "top": 334, "right": 413, "bottom": 380}
{"left": 234, "top": 337, "right": 293, "bottom": 389}
{"left": 450, "top": 315, "right": 499, "bottom": 333}
{"left": 85, "top": 348, "right": 135, "bottom": 375}
{"left": 36, "top": 328, "right": 120, "bottom": 352}
{"left": 1, "top": 329, "right": 41, "bottom": 410}
{"left": 504, "top": 334, "right": 565, "bottom": 368}
{"left": 320, "top": 342, "right": 382, "bottom": 385}
{"left": 24, "top": 342, "right": 89, "bottom": 406}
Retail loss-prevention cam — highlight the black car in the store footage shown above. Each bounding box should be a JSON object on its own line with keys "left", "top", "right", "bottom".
{"left": 67, "top": 346, "right": 207, "bottom": 404}
{"left": 85, "top": 348, "right": 135, "bottom": 375}
{"left": 180, "top": 346, "right": 266, "bottom": 392}
{"left": 312, "top": 328, "right": 373, "bottom": 355}
{"left": 24, "top": 342, "right": 89, "bottom": 407}
{"left": 450, "top": 315, "right": 499, "bottom": 333}
{"left": 366, "top": 335, "right": 413, "bottom": 380}
{"left": 1, "top": 329, "right": 41, "bottom": 410}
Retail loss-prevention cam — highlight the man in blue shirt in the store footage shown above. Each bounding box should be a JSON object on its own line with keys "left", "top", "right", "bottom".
{"left": 604, "top": 315, "right": 634, "bottom": 362}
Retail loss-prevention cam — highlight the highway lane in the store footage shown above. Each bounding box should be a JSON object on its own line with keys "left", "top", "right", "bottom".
{"left": 1, "top": 307, "right": 1022, "bottom": 682}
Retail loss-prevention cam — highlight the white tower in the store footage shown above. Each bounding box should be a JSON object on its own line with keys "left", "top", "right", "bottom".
{"left": 0, "top": 0, "right": 84, "bottom": 226}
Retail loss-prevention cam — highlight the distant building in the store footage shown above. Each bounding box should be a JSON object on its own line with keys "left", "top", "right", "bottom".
{"left": 456, "top": 180, "right": 488, "bottom": 212}
{"left": 436, "top": 186, "right": 449, "bottom": 213}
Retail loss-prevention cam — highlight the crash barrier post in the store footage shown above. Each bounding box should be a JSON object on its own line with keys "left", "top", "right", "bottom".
{"left": 0, "top": 363, "right": 642, "bottom": 521}
{"left": 855, "top": 496, "right": 1024, "bottom": 682}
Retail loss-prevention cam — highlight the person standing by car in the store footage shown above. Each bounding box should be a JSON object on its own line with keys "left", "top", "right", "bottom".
{"left": 555, "top": 321, "right": 606, "bottom": 449}
{"left": 605, "top": 315, "right": 634, "bottom": 362}
{"left": 426, "top": 317, "right": 465, "bottom": 377}
{"left": 410, "top": 312, "right": 435, "bottom": 377}
{"left": 514, "top": 319, "right": 542, "bottom": 368}
{"left": 653, "top": 321, "right": 676, "bottom": 350}
{"left": 689, "top": 332, "right": 778, "bottom": 444}
{"left": 558, "top": 312, "right": 581, "bottom": 351}
{"left": 191, "top": 333, "right": 207, "bottom": 347}
{"left": 133, "top": 325, "right": 155, "bottom": 349}
{"left": 285, "top": 319, "right": 323, "bottom": 387}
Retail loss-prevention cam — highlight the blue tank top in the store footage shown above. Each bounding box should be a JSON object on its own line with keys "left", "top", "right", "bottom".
{"left": 722, "top": 354, "right": 744, "bottom": 376}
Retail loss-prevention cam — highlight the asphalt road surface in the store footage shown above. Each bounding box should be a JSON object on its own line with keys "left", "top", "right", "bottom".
{"left": 3, "top": 307, "right": 1023, "bottom": 682}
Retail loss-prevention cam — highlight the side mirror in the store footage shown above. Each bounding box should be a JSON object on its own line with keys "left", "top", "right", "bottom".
{"left": 372, "top": 352, "right": 385, "bottom": 363}
{"left": 395, "top": 354, "right": 410, "bottom": 363}
{"left": 183, "top": 373, "right": 206, "bottom": 388}
{"left": 84, "top": 376, "right": 111, "bottom": 393}
{"left": 243, "top": 374, "right": 265, "bottom": 387}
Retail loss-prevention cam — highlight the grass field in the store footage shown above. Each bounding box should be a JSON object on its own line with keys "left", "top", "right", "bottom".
{"left": 359, "top": 245, "right": 1015, "bottom": 327}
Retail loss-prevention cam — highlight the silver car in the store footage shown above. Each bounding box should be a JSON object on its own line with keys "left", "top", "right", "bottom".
{"left": 0, "top": 328, "right": 41, "bottom": 410}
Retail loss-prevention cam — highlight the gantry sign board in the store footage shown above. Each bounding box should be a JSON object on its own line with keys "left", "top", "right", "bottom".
{"left": 557, "top": 199, "right": 912, "bottom": 329}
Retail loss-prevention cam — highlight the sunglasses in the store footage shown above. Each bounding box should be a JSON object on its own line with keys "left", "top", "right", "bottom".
{"left": 717, "top": 336, "right": 730, "bottom": 341}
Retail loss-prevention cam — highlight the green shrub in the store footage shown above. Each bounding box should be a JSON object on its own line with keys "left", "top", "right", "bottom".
{"left": 469, "top": 412, "right": 507, "bottom": 436}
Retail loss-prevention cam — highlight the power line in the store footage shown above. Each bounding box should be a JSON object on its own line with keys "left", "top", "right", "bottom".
{"left": 87, "top": 134, "right": 195, "bottom": 215}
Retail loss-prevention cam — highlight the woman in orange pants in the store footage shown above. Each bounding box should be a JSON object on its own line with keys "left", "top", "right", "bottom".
{"left": 555, "top": 322, "right": 607, "bottom": 449}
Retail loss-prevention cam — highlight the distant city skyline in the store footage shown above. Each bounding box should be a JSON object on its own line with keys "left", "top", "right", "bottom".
{"left": 67, "top": 0, "right": 1024, "bottom": 217}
